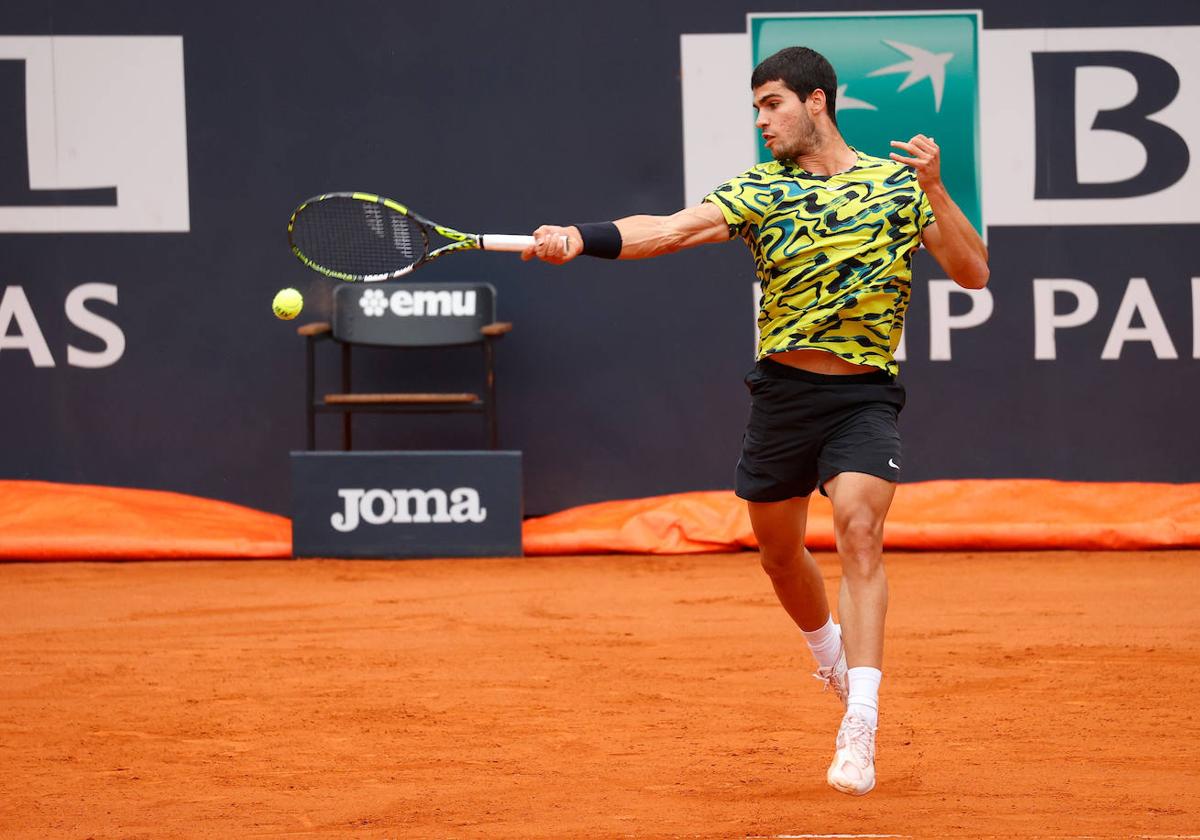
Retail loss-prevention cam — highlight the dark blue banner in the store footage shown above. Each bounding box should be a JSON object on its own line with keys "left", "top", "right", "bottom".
{"left": 2, "top": 1, "right": 1197, "bottom": 516}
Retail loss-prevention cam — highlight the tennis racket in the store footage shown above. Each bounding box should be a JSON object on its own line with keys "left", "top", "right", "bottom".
{"left": 287, "top": 191, "right": 566, "bottom": 282}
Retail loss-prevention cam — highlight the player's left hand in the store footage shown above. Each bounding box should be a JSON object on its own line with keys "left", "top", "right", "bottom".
{"left": 890, "top": 135, "right": 941, "bottom": 190}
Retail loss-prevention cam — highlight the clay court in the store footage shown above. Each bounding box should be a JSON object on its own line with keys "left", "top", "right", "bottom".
{"left": 2, "top": 549, "right": 1197, "bottom": 838}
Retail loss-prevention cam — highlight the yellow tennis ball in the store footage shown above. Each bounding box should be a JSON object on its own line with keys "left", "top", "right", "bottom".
{"left": 272, "top": 288, "right": 303, "bottom": 320}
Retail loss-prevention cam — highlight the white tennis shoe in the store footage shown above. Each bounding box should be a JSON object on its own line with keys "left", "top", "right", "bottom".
{"left": 812, "top": 627, "right": 848, "bottom": 708}
{"left": 826, "top": 713, "right": 877, "bottom": 796}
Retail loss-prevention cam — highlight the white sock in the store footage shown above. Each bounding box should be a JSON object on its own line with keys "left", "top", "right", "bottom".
{"left": 847, "top": 666, "right": 882, "bottom": 728}
{"left": 801, "top": 615, "right": 842, "bottom": 670}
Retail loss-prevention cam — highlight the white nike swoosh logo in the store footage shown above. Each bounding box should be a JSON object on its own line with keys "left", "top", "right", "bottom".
{"left": 889, "top": 459, "right": 900, "bottom": 469}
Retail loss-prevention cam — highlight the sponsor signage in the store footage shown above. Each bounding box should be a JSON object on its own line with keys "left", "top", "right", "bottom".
{"left": 982, "top": 26, "right": 1198, "bottom": 226}
{"left": 290, "top": 451, "right": 522, "bottom": 558}
{"left": 333, "top": 281, "right": 495, "bottom": 347}
{"left": 750, "top": 11, "right": 983, "bottom": 234}
{"left": 0, "top": 36, "right": 189, "bottom": 232}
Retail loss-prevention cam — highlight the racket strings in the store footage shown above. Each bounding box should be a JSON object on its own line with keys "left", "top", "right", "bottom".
{"left": 291, "top": 197, "right": 428, "bottom": 277}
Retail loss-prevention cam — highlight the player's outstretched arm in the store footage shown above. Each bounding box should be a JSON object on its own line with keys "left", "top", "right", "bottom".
{"left": 521, "top": 203, "right": 729, "bottom": 265}
{"left": 891, "top": 134, "right": 990, "bottom": 290}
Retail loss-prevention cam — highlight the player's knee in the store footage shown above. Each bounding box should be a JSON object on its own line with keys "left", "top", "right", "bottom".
{"left": 834, "top": 517, "right": 884, "bottom": 576}
{"left": 757, "top": 544, "right": 803, "bottom": 579}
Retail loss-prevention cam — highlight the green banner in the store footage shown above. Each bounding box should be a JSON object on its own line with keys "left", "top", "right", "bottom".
{"left": 750, "top": 12, "right": 983, "bottom": 234}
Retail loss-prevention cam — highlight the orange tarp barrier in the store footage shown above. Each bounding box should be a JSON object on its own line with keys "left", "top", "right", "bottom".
{"left": 522, "top": 480, "right": 1200, "bottom": 554}
{"left": 0, "top": 481, "right": 291, "bottom": 560}
{"left": 2, "top": 479, "right": 1198, "bottom": 560}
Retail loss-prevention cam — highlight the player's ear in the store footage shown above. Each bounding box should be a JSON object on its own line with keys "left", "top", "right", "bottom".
{"left": 807, "top": 87, "right": 826, "bottom": 117}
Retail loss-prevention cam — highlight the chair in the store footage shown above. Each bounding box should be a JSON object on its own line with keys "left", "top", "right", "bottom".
{"left": 298, "top": 281, "right": 511, "bottom": 451}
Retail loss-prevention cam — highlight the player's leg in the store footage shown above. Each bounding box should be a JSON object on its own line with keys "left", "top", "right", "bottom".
{"left": 748, "top": 497, "right": 848, "bottom": 705}
{"left": 815, "top": 381, "right": 904, "bottom": 678}
{"left": 747, "top": 497, "right": 825, "bottom": 629}
{"left": 821, "top": 470, "right": 896, "bottom": 796}
{"left": 824, "top": 471, "right": 895, "bottom": 671}
{"left": 814, "top": 373, "right": 904, "bottom": 796}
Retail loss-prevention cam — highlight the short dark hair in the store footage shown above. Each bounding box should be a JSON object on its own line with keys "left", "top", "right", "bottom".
{"left": 751, "top": 46, "right": 838, "bottom": 126}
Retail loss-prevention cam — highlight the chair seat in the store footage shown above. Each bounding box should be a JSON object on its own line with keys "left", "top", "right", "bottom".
{"left": 323, "top": 392, "right": 478, "bottom": 405}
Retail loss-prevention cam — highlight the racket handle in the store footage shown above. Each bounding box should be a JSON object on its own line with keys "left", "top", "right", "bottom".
{"left": 481, "top": 234, "right": 571, "bottom": 255}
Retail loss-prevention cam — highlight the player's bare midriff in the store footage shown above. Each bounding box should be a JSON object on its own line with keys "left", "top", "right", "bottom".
{"left": 768, "top": 348, "right": 881, "bottom": 375}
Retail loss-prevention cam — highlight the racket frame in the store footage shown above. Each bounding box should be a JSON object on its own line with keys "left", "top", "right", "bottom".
{"left": 288, "top": 191, "right": 489, "bottom": 282}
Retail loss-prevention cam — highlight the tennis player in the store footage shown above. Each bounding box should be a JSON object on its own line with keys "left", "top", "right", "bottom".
{"left": 522, "top": 46, "right": 988, "bottom": 796}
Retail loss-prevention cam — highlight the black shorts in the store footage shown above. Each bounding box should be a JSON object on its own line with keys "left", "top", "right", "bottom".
{"left": 735, "top": 357, "right": 906, "bottom": 502}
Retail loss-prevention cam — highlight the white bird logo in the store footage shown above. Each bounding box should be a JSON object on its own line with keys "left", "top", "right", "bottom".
{"left": 836, "top": 83, "right": 877, "bottom": 112}
{"left": 867, "top": 39, "right": 954, "bottom": 112}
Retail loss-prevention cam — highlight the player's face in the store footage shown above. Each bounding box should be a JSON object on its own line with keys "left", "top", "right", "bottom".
{"left": 753, "top": 81, "right": 818, "bottom": 162}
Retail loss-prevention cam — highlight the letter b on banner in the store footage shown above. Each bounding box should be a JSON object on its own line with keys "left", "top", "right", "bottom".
{"left": 1033, "top": 51, "right": 1189, "bottom": 199}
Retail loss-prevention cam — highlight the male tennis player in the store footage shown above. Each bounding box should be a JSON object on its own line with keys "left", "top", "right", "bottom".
{"left": 522, "top": 46, "right": 988, "bottom": 796}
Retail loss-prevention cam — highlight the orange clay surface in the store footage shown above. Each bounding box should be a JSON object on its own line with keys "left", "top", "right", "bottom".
{"left": 0, "top": 551, "right": 1197, "bottom": 839}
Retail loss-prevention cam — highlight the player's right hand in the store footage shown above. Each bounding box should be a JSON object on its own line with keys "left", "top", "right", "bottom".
{"left": 522, "top": 225, "right": 581, "bottom": 265}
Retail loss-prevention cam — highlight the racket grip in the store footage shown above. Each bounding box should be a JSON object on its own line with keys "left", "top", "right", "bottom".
{"left": 481, "top": 234, "right": 570, "bottom": 254}
{"left": 480, "top": 234, "right": 532, "bottom": 251}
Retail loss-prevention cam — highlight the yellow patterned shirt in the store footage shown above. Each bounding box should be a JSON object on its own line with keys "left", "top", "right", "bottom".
{"left": 704, "top": 151, "right": 934, "bottom": 374}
